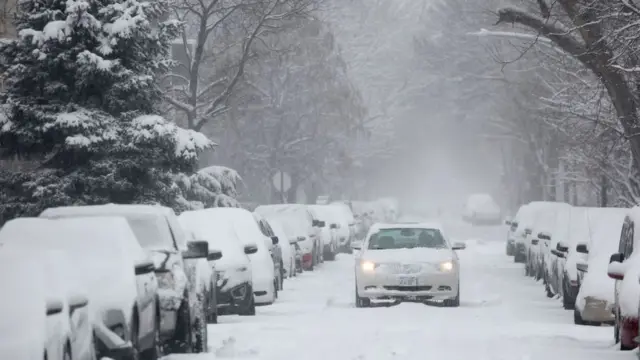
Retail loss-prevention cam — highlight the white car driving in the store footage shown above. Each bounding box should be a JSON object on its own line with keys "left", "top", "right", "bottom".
{"left": 353, "top": 223, "right": 465, "bottom": 308}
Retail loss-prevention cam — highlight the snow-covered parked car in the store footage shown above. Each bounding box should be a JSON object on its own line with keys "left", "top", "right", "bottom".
{"left": 1, "top": 216, "right": 160, "bottom": 359}
{"left": 353, "top": 223, "right": 466, "bottom": 307}
{"left": 253, "top": 212, "right": 284, "bottom": 291}
{"left": 550, "top": 206, "right": 590, "bottom": 310}
{"left": 527, "top": 202, "right": 571, "bottom": 282}
{"left": 462, "top": 193, "right": 501, "bottom": 226}
{"left": 203, "top": 208, "right": 278, "bottom": 305}
{"left": 607, "top": 208, "right": 640, "bottom": 350}
{"left": 329, "top": 202, "right": 356, "bottom": 253}
{"left": 309, "top": 205, "right": 340, "bottom": 261}
{"left": 264, "top": 217, "right": 298, "bottom": 280}
{"left": 574, "top": 207, "right": 627, "bottom": 326}
{"left": 255, "top": 204, "right": 323, "bottom": 271}
{"left": 0, "top": 248, "right": 58, "bottom": 360}
{"left": 504, "top": 207, "right": 523, "bottom": 256}
{"left": 179, "top": 209, "right": 255, "bottom": 316}
{"left": 511, "top": 203, "right": 539, "bottom": 263}
{"left": 39, "top": 204, "right": 212, "bottom": 354}
{"left": 0, "top": 221, "right": 96, "bottom": 360}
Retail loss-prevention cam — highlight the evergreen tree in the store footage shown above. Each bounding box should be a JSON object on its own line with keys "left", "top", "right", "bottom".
{"left": 0, "top": 0, "right": 213, "bottom": 221}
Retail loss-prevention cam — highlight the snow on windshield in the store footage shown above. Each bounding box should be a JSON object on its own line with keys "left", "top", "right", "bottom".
{"left": 368, "top": 228, "right": 446, "bottom": 250}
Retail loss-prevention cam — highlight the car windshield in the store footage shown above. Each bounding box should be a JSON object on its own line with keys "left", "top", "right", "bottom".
{"left": 368, "top": 228, "right": 447, "bottom": 250}
{"left": 125, "top": 216, "right": 175, "bottom": 249}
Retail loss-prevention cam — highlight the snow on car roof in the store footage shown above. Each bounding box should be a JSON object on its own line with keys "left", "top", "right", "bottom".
{"left": 40, "top": 203, "right": 173, "bottom": 218}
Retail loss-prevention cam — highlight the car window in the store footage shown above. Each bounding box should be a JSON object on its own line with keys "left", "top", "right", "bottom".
{"left": 367, "top": 228, "right": 446, "bottom": 250}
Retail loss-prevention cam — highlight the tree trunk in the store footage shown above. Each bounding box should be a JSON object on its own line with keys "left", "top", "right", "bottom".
{"left": 600, "top": 174, "right": 608, "bottom": 207}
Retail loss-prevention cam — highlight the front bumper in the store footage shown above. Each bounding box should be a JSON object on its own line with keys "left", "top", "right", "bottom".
{"left": 357, "top": 271, "right": 458, "bottom": 301}
{"left": 216, "top": 282, "right": 252, "bottom": 315}
{"left": 580, "top": 297, "right": 614, "bottom": 323}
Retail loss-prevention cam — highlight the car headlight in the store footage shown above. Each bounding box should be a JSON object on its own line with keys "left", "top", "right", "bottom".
{"left": 439, "top": 261, "right": 454, "bottom": 272}
{"left": 360, "top": 260, "right": 376, "bottom": 272}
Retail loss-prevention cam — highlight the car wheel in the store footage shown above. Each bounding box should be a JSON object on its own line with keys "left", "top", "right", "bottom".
{"left": 355, "top": 284, "right": 369, "bottom": 308}
{"left": 279, "top": 265, "right": 284, "bottom": 290}
{"left": 273, "top": 279, "right": 278, "bottom": 300}
{"left": 239, "top": 296, "right": 256, "bottom": 316}
{"left": 130, "top": 315, "right": 141, "bottom": 360}
{"left": 168, "top": 296, "right": 193, "bottom": 354}
{"left": 141, "top": 315, "right": 162, "bottom": 360}
{"left": 443, "top": 282, "right": 460, "bottom": 307}
{"left": 192, "top": 297, "right": 208, "bottom": 353}
{"left": 614, "top": 309, "right": 621, "bottom": 343}
{"left": 63, "top": 343, "right": 71, "bottom": 360}
{"left": 574, "top": 309, "right": 585, "bottom": 325}
{"left": 562, "top": 279, "right": 575, "bottom": 310}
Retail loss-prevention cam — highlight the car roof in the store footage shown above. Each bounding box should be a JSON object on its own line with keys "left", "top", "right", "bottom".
{"left": 370, "top": 222, "right": 444, "bottom": 232}
{"left": 40, "top": 203, "right": 172, "bottom": 219}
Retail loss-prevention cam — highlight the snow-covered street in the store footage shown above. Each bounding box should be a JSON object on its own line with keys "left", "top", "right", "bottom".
{"left": 165, "top": 224, "right": 633, "bottom": 360}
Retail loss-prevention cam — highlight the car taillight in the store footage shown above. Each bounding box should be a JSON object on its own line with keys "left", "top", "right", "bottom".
{"left": 302, "top": 253, "right": 312, "bottom": 261}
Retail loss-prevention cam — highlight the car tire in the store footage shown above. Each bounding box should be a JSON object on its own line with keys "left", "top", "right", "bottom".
{"left": 273, "top": 279, "right": 278, "bottom": 300}
{"left": 562, "top": 280, "right": 575, "bottom": 310}
{"left": 192, "top": 297, "right": 208, "bottom": 353}
{"left": 63, "top": 343, "right": 71, "bottom": 360}
{"left": 239, "top": 296, "right": 256, "bottom": 316}
{"left": 141, "top": 314, "right": 162, "bottom": 360}
{"left": 443, "top": 282, "right": 460, "bottom": 307}
{"left": 355, "top": 284, "right": 370, "bottom": 308}
{"left": 324, "top": 249, "right": 335, "bottom": 261}
{"left": 168, "top": 296, "right": 193, "bottom": 354}
{"left": 574, "top": 309, "right": 585, "bottom": 325}
{"left": 279, "top": 265, "right": 284, "bottom": 290}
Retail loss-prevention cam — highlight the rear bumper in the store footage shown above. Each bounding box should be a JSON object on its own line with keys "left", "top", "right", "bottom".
{"left": 580, "top": 298, "right": 614, "bottom": 323}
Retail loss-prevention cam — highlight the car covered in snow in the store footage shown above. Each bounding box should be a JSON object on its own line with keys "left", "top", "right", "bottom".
{"left": 549, "top": 206, "right": 590, "bottom": 310}
{"left": 573, "top": 207, "right": 627, "bottom": 326}
{"left": 462, "top": 193, "right": 501, "bottom": 226}
{"left": 308, "top": 204, "right": 340, "bottom": 261}
{"left": 39, "top": 204, "right": 212, "bottom": 354}
{"left": 263, "top": 216, "right": 298, "bottom": 280}
{"left": 1, "top": 216, "right": 162, "bottom": 359}
{"left": 353, "top": 223, "right": 466, "bottom": 307}
{"left": 255, "top": 204, "right": 324, "bottom": 270}
{"left": 0, "top": 248, "right": 59, "bottom": 360}
{"left": 329, "top": 202, "right": 357, "bottom": 253}
{"left": 526, "top": 202, "right": 571, "bottom": 282}
{"left": 205, "top": 208, "right": 278, "bottom": 305}
{"left": 179, "top": 209, "right": 257, "bottom": 316}
{"left": 253, "top": 212, "right": 284, "bottom": 291}
{"left": 607, "top": 207, "right": 640, "bottom": 350}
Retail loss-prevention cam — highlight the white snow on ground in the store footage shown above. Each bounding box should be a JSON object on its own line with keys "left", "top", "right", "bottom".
{"left": 162, "top": 222, "right": 634, "bottom": 360}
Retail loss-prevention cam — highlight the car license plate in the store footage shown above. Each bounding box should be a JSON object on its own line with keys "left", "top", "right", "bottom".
{"left": 399, "top": 276, "right": 417, "bottom": 286}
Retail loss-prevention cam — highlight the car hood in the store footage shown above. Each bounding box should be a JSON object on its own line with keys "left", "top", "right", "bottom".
{"left": 362, "top": 248, "right": 453, "bottom": 264}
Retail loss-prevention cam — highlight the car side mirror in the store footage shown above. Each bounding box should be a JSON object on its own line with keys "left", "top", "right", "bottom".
{"left": 46, "top": 299, "right": 64, "bottom": 316}
{"left": 271, "top": 236, "right": 279, "bottom": 245}
{"left": 318, "top": 221, "right": 326, "bottom": 228}
{"left": 244, "top": 244, "right": 258, "bottom": 255}
{"left": 330, "top": 223, "right": 338, "bottom": 229}
{"left": 207, "top": 249, "right": 223, "bottom": 261}
{"left": 134, "top": 259, "right": 155, "bottom": 275}
{"left": 504, "top": 219, "right": 512, "bottom": 226}
{"left": 556, "top": 242, "right": 569, "bottom": 253}
{"left": 537, "top": 232, "right": 551, "bottom": 241}
{"left": 608, "top": 260, "right": 625, "bottom": 280}
{"left": 452, "top": 242, "right": 466, "bottom": 250}
{"left": 351, "top": 241, "right": 362, "bottom": 250}
{"left": 68, "top": 294, "right": 89, "bottom": 314}
{"left": 289, "top": 238, "right": 298, "bottom": 245}
{"left": 524, "top": 228, "right": 532, "bottom": 235}
{"left": 610, "top": 252, "right": 624, "bottom": 264}
{"left": 531, "top": 238, "right": 539, "bottom": 245}
{"left": 576, "top": 244, "right": 589, "bottom": 254}
{"left": 297, "top": 236, "right": 306, "bottom": 242}
{"left": 183, "top": 240, "right": 209, "bottom": 259}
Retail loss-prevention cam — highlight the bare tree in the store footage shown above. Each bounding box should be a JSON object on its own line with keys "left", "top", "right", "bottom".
{"left": 164, "top": 0, "right": 317, "bottom": 131}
